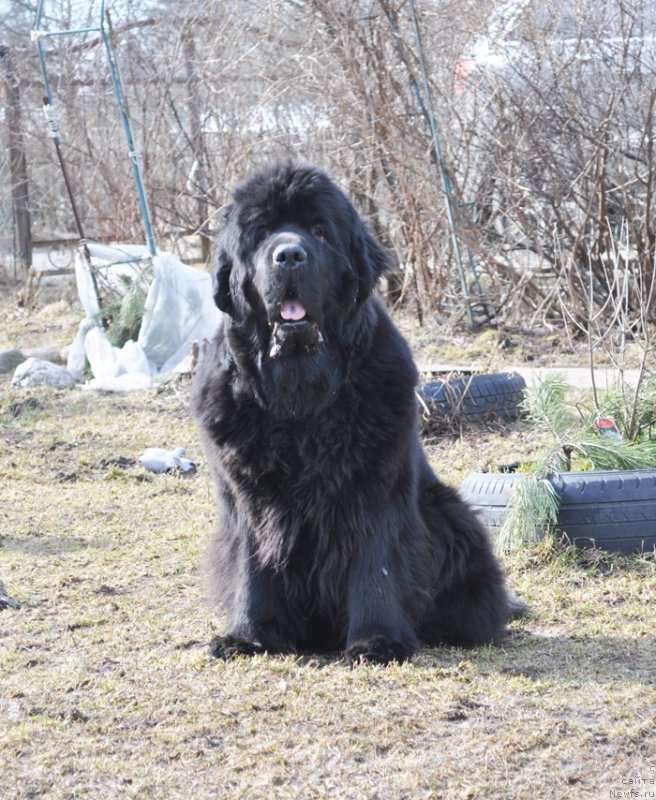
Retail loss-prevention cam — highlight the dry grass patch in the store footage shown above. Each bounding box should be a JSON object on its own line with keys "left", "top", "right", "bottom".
{"left": 1, "top": 300, "right": 655, "bottom": 799}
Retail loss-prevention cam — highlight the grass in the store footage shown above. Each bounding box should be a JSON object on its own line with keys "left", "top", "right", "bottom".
{"left": 1, "top": 298, "right": 655, "bottom": 799}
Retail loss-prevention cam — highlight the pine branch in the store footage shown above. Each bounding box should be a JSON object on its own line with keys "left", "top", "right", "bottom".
{"left": 497, "top": 448, "right": 567, "bottom": 552}
{"left": 520, "top": 372, "right": 572, "bottom": 439}
{"left": 569, "top": 437, "right": 656, "bottom": 471}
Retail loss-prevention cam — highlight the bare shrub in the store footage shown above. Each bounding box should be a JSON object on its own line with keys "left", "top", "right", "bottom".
{"left": 457, "top": 0, "right": 656, "bottom": 325}
{"left": 2, "top": 0, "right": 656, "bottom": 329}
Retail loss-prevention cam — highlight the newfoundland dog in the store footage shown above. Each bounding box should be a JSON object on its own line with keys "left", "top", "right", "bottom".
{"left": 193, "top": 162, "right": 511, "bottom": 664}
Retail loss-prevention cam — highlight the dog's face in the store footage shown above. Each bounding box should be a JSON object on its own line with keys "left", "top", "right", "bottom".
{"left": 251, "top": 220, "right": 345, "bottom": 359}
{"left": 213, "top": 163, "right": 390, "bottom": 360}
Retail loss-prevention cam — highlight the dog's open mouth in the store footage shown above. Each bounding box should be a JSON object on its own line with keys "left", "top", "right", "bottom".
{"left": 280, "top": 300, "right": 307, "bottom": 323}
{"left": 269, "top": 299, "right": 322, "bottom": 358}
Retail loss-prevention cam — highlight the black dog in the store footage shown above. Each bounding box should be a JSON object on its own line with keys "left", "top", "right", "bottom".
{"left": 193, "top": 162, "right": 511, "bottom": 664}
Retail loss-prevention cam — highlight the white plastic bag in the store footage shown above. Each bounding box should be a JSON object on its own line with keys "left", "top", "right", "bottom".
{"left": 139, "top": 446, "right": 195, "bottom": 473}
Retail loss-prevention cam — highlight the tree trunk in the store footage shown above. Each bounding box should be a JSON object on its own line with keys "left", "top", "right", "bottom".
{"left": 0, "top": 45, "right": 31, "bottom": 273}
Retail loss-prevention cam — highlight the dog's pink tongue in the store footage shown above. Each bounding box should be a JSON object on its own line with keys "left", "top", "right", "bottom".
{"left": 280, "top": 300, "right": 306, "bottom": 321}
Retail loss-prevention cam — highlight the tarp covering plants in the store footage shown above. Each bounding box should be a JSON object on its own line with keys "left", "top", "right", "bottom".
{"left": 68, "top": 243, "right": 220, "bottom": 391}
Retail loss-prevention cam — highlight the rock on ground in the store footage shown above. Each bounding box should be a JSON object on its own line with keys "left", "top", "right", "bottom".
{"left": 26, "top": 345, "right": 69, "bottom": 366}
{"left": 0, "top": 348, "right": 26, "bottom": 375}
{"left": 11, "top": 357, "right": 76, "bottom": 389}
{"left": 0, "top": 581, "right": 20, "bottom": 611}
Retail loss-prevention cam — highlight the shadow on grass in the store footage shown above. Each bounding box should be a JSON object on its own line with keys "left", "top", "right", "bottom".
{"left": 199, "top": 630, "right": 655, "bottom": 685}
{"left": 416, "top": 629, "right": 656, "bottom": 685}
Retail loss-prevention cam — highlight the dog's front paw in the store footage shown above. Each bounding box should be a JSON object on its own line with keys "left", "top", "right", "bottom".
{"left": 208, "top": 634, "right": 265, "bottom": 660}
{"left": 345, "top": 635, "right": 410, "bottom": 666}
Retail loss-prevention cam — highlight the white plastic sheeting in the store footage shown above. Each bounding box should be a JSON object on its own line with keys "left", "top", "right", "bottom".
{"left": 68, "top": 244, "right": 220, "bottom": 391}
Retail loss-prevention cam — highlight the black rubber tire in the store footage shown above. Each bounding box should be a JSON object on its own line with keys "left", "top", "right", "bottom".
{"left": 460, "top": 469, "right": 656, "bottom": 553}
{"left": 418, "top": 372, "right": 526, "bottom": 422}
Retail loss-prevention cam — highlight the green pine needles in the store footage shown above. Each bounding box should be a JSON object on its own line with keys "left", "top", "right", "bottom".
{"left": 499, "top": 372, "right": 656, "bottom": 550}
{"left": 94, "top": 274, "right": 148, "bottom": 348}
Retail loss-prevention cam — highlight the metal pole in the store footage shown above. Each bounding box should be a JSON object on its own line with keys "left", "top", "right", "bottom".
{"left": 40, "top": 96, "right": 85, "bottom": 238}
{"left": 34, "top": 14, "right": 98, "bottom": 302}
{"left": 380, "top": 1, "right": 477, "bottom": 328}
{"left": 34, "top": 1, "right": 92, "bottom": 238}
{"left": 34, "top": 1, "right": 158, "bottom": 258}
{"left": 407, "top": 0, "right": 475, "bottom": 329}
{"left": 99, "top": 1, "right": 156, "bottom": 256}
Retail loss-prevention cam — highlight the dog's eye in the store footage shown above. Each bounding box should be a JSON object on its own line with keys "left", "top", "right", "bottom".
{"left": 254, "top": 228, "right": 268, "bottom": 246}
{"left": 311, "top": 224, "right": 328, "bottom": 242}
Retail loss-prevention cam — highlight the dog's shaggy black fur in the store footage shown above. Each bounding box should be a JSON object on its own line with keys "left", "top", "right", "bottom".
{"left": 193, "top": 162, "right": 511, "bottom": 664}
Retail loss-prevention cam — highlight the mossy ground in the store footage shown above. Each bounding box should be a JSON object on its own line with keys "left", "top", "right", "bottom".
{"left": 1, "top": 297, "right": 654, "bottom": 799}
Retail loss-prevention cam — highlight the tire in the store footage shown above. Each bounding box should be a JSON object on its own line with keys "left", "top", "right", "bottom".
{"left": 418, "top": 372, "right": 526, "bottom": 422}
{"left": 460, "top": 469, "right": 656, "bottom": 553}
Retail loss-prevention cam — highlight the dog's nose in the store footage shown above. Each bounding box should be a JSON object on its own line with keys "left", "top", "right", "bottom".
{"left": 273, "top": 242, "right": 307, "bottom": 269}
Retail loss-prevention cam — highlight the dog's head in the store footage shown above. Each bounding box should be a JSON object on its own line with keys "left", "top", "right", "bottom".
{"left": 213, "top": 162, "right": 390, "bottom": 359}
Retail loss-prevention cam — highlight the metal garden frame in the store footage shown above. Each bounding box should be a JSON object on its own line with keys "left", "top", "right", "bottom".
{"left": 32, "top": 0, "right": 156, "bottom": 257}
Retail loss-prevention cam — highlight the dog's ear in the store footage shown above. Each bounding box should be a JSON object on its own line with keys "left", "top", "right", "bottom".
{"left": 213, "top": 249, "right": 234, "bottom": 314}
{"left": 212, "top": 204, "right": 235, "bottom": 314}
{"left": 351, "top": 218, "right": 391, "bottom": 301}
